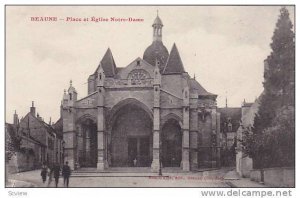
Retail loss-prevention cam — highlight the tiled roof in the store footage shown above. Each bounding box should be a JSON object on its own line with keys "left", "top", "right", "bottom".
{"left": 153, "top": 16, "right": 163, "bottom": 26}
{"left": 96, "top": 48, "right": 117, "bottom": 77}
{"left": 189, "top": 78, "right": 216, "bottom": 96}
{"left": 163, "top": 43, "right": 185, "bottom": 74}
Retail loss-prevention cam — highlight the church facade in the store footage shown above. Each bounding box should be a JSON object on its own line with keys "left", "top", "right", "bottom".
{"left": 61, "top": 15, "right": 221, "bottom": 171}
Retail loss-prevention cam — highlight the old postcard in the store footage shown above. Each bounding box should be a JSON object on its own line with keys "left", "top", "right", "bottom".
{"left": 5, "top": 5, "right": 295, "bottom": 191}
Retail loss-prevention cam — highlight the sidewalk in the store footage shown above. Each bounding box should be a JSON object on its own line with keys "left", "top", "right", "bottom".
{"left": 6, "top": 179, "right": 36, "bottom": 187}
{"left": 6, "top": 168, "right": 231, "bottom": 187}
{"left": 224, "top": 170, "right": 266, "bottom": 188}
{"left": 226, "top": 178, "right": 266, "bottom": 188}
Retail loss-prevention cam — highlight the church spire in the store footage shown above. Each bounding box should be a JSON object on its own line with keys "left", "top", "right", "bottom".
{"left": 152, "top": 11, "right": 163, "bottom": 42}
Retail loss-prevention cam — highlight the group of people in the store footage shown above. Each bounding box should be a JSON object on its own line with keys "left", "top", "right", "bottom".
{"left": 41, "top": 161, "right": 71, "bottom": 187}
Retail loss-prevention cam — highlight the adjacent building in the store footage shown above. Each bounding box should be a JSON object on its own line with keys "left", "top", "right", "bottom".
{"left": 218, "top": 106, "right": 242, "bottom": 166}
{"left": 236, "top": 99, "right": 260, "bottom": 177}
{"left": 5, "top": 103, "right": 64, "bottom": 173}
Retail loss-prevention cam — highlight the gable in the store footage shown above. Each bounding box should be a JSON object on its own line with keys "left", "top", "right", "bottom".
{"left": 116, "top": 58, "right": 155, "bottom": 79}
{"left": 76, "top": 91, "right": 98, "bottom": 108}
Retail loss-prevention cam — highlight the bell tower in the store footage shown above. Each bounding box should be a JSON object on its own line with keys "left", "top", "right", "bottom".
{"left": 152, "top": 11, "right": 163, "bottom": 42}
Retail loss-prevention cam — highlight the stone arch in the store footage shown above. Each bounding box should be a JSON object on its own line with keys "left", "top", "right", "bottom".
{"left": 161, "top": 113, "right": 183, "bottom": 130}
{"left": 75, "top": 114, "right": 97, "bottom": 167}
{"left": 108, "top": 98, "right": 153, "bottom": 130}
{"left": 161, "top": 114, "right": 183, "bottom": 167}
{"left": 76, "top": 114, "right": 97, "bottom": 125}
{"left": 108, "top": 98, "right": 153, "bottom": 167}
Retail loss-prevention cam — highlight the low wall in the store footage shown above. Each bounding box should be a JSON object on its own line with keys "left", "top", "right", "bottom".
{"left": 250, "top": 167, "right": 295, "bottom": 187}
{"left": 264, "top": 167, "right": 295, "bottom": 187}
{"left": 250, "top": 169, "right": 262, "bottom": 182}
{"left": 6, "top": 152, "right": 39, "bottom": 173}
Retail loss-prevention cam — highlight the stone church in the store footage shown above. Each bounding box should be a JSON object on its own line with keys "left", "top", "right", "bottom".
{"left": 60, "top": 15, "right": 221, "bottom": 172}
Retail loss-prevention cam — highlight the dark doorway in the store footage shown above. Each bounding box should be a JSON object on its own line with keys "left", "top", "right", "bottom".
{"left": 111, "top": 102, "right": 153, "bottom": 167}
{"left": 78, "top": 120, "right": 97, "bottom": 167}
{"left": 127, "top": 137, "right": 150, "bottom": 167}
{"left": 128, "top": 138, "right": 138, "bottom": 166}
{"left": 162, "top": 119, "right": 182, "bottom": 167}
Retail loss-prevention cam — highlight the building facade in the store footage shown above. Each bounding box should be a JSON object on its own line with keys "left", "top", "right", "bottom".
{"left": 6, "top": 103, "right": 64, "bottom": 173}
{"left": 236, "top": 99, "right": 260, "bottom": 177}
{"left": 61, "top": 15, "right": 221, "bottom": 171}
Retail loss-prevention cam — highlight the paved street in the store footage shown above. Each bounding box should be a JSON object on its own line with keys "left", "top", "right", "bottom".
{"left": 7, "top": 168, "right": 231, "bottom": 187}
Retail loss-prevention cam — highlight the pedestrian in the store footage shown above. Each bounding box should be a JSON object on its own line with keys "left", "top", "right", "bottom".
{"left": 53, "top": 163, "right": 61, "bottom": 187}
{"left": 62, "top": 161, "right": 71, "bottom": 187}
{"left": 40, "top": 163, "right": 48, "bottom": 184}
{"left": 47, "top": 164, "right": 54, "bottom": 187}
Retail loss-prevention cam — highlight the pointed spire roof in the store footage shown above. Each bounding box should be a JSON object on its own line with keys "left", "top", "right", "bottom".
{"left": 98, "top": 48, "right": 117, "bottom": 77}
{"left": 153, "top": 10, "right": 163, "bottom": 26}
{"left": 163, "top": 43, "right": 185, "bottom": 74}
{"left": 153, "top": 16, "right": 163, "bottom": 26}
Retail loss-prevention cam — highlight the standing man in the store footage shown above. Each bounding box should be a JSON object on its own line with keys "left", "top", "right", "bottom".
{"left": 40, "top": 163, "right": 48, "bottom": 184}
{"left": 62, "top": 161, "right": 71, "bottom": 187}
{"left": 47, "top": 164, "right": 54, "bottom": 187}
{"left": 53, "top": 163, "right": 61, "bottom": 187}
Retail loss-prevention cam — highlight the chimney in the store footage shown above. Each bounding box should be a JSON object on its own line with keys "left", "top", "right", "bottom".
{"left": 37, "top": 113, "right": 42, "bottom": 121}
{"left": 13, "top": 110, "right": 19, "bottom": 126}
{"left": 30, "top": 101, "right": 36, "bottom": 117}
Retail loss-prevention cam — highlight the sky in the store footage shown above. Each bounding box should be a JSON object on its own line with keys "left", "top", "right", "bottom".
{"left": 5, "top": 5, "right": 295, "bottom": 123}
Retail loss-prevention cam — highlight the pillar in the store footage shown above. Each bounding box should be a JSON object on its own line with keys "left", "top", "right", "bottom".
{"left": 96, "top": 68, "right": 108, "bottom": 170}
{"left": 189, "top": 93, "right": 198, "bottom": 170}
{"left": 211, "top": 107, "right": 217, "bottom": 168}
{"left": 151, "top": 64, "right": 161, "bottom": 172}
{"left": 62, "top": 111, "right": 76, "bottom": 170}
{"left": 182, "top": 87, "right": 190, "bottom": 171}
{"left": 62, "top": 82, "right": 77, "bottom": 170}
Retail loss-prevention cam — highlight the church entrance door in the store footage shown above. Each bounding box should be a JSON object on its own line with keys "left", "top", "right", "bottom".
{"left": 128, "top": 137, "right": 150, "bottom": 167}
{"left": 162, "top": 119, "right": 182, "bottom": 167}
{"left": 111, "top": 101, "right": 153, "bottom": 167}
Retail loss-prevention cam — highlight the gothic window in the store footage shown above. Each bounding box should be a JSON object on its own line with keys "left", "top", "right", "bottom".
{"left": 128, "top": 69, "right": 150, "bottom": 85}
{"left": 69, "top": 93, "right": 72, "bottom": 100}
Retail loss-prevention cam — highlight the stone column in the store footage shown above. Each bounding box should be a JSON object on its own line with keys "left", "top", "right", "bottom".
{"left": 96, "top": 68, "right": 107, "bottom": 170}
{"left": 189, "top": 93, "right": 198, "bottom": 170}
{"left": 62, "top": 109, "right": 76, "bottom": 170}
{"left": 62, "top": 81, "right": 78, "bottom": 170}
{"left": 182, "top": 87, "right": 190, "bottom": 171}
{"left": 211, "top": 107, "right": 217, "bottom": 168}
{"left": 151, "top": 65, "right": 161, "bottom": 172}
{"left": 216, "top": 111, "right": 221, "bottom": 167}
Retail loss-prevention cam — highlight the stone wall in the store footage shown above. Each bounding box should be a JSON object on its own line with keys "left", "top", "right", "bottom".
{"left": 250, "top": 169, "right": 262, "bottom": 182}
{"left": 264, "top": 167, "right": 295, "bottom": 187}
{"left": 250, "top": 167, "right": 295, "bottom": 187}
{"left": 7, "top": 152, "right": 38, "bottom": 173}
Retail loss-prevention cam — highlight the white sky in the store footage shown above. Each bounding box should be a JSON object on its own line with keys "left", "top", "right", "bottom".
{"left": 5, "top": 6, "right": 295, "bottom": 123}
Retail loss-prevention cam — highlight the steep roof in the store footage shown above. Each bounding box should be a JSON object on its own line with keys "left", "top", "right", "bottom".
{"left": 52, "top": 118, "right": 63, "bottom": 138}
{"left": 21, "top": 113, "right": 59, "bottom": 138}
{"left": 96, "top": 48, "right": 117, "bottom": 77}
{"left": 189, "top": 78, "right": 216, "bottom": 96}
{"left": 153, "top": 16, "right": 163, "bottom": 26}
{"left": 163, "top": 43, "right": 185, "bottom": 74}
